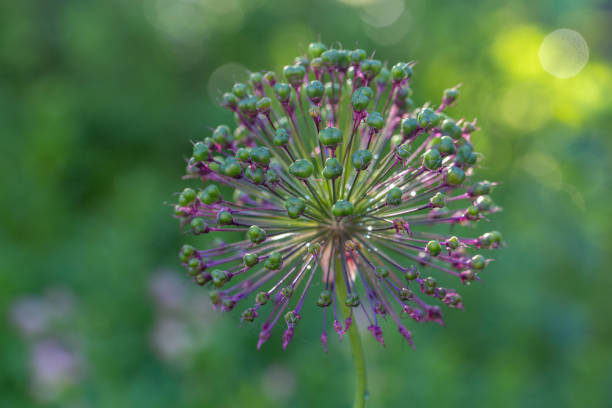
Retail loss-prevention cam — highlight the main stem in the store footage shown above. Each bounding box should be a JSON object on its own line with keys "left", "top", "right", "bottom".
{"left": 335, "top": 254, "right": 368, "bottom": 408}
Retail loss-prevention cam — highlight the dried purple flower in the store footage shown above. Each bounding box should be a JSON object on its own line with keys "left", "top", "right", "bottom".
{"left": 173, "top": 42, "right": 503, "bottom": 353}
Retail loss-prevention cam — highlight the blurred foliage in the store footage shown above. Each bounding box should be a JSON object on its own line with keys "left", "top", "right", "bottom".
{"left": 1, "top": 0, "right": 611, "bottom": 407}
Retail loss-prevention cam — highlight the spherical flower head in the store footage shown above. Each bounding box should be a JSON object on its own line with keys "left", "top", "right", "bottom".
{"left": 174, "top": 41, "right": 503, "bottom": 351}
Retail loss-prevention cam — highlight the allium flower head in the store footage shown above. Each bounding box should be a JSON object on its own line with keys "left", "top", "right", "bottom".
{"left": 174, "top": 42, "right": 503, "bottom": 351}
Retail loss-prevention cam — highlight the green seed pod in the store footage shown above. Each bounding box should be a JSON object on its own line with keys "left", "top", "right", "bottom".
{"left": 397, "top": 143, "right": 411, "bottom": 160}
{"left": 178, "top": 187, "right": 197, "bottom": 206}
{"left": 386, "top": 188, "right": 403, "bottom": 206}
{"left": 241, "top": 308, "right": 257, "bottom": 322}
{"left": 430, "top": 192, "right": 446, "bottom": 208}
{"left": 284, "top": 197, "right": 306, "bottom": 219}
{"left": 360, "top": 59, "right": 382, "bottom": 80}
{"left": 352, "top": 149, "right": 373, "bottom": 170}
{"left": 471, "top": 180, "right": 491, "bottom": 196}
{"left": 283, "top": 64, "right": 306, "bottom": 87}
{"left": 445, "top": 166, "right": 466, "bottom": 185}
{"left": 250, "top": 146, "right": 271, "bottom": 167}
{"left": 427, "top": 240, "right": 442, "bottom": 256}
{"left": 274, "top": 82, "right": 292, "bottom": 102}
{"left": 232, "top": 83, "right": 248, "bottom": 98}
{"left": 217, "top": 210, "right": 233, "bottom": 225}
{"left": 441, "top": 119, "right": 462, "bottom": 139}
{"left": 317, "top": 289, "right": 332, "bottom": 307}
{"left": 193, "top": 142, "right": 210, "bottom": 162}
{"left": 243, "top": 253, "right": 259, "bottom": 268}
{"left": 345, "top": 293, "right": 360, "bottom": 307}
{"left": 265, "top": 251, "right": 283, "bottom": 270}
{"left": 378, "top": 266, "right": 390, "bottom": 278}
{"left": 190, "top": 217, "right": 208, "bottom": 234}
{"left": 321, "top": 49, "right": 340, "bottom": 67}
{"left": 198, "top": 185, "right": 222, "bottom": 205}
{"left": 265, "top": 168, "right": 279, "bottom": 185}
{"left": 245, "top": 166, "right": 265, "bottom": 184}
{"left": 437, "top": 136, "right": 456, "bottom": 155}
{"left": 401, "top": 117, "right": 418, "bottom": 136}
{"left": 417, "top": 108, "right": 440, "bottom": 129}
{"left": 405, "top": 266, "right": 419, "bottom": 280}
{"left": 308, "top": 42, "right": 328, "bottom": 59}
{"left": 255, "top": 291, "right": 269, "bottom": 305}
{"left": 212, "top": 125, "right": 232, "bottom": 146}
{"left": 351, "top": 86, "right": 373, "bottom": 112}
{"left": 319, "top": 126, "right": 343, "bottom": 147}
{"left": 332, "top": 200, "right": 354, "bottom": 217}
{"left": 366, "top": 111, "right": 384, "bottom": 130}
{"left": 443, "top": 87, "right": 460, "bottom": 104}
{"left": 475, "top": 195, "right": 494, "bottom": 212}
{"left": 423, "top": 148, "right": 442, "bottom": 170}
{"left": 256, "top": 96, "right": 272, "bottom": 113}
{"left": 351, "top": 49, "right": 367, "bottom": 64}
{"left": 447, "top": 236, "right": 460, "bottom": 250}
{"left": 470, "top": 254, "right": 486, "bottom": 270}
{"left": 247, "top": 225, "right": 266, "bottom": 244}
{"left": 289, "top": 159, "right": 314, "bottom": 179}
{"left": 322, "top": 157, "right": 343, "bottom": 180}
{"left": 223, "top": 157, "right": 243, "bottom": 178}
{"left": 211, "top": 269, "right": 229, "bottom": 288}
{"left": 273, "top": 128, "right": 290, "bottom": 146}
{"left": 235, "top": 147, "right": 251, "bottom": 162}
{"left": 306, "top": 80, "right": 325, "bottom": 104}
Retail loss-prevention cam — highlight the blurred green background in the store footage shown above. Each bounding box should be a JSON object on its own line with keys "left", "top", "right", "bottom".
{"left": 1, "top": 0, "right": 611, "bottom": 407}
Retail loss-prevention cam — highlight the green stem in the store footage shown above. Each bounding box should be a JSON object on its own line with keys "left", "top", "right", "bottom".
{"left": 335, "top": 254, "right": 368, "bottom": 408}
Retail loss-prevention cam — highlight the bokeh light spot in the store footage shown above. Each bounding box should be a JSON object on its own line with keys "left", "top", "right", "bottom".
{"left": 539, "top": 29, "right": 589, "bottom": 79}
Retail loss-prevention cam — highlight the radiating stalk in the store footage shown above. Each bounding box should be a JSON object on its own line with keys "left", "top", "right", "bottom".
{"left": 335, "top": 253, "right": 368, "bottom": 408}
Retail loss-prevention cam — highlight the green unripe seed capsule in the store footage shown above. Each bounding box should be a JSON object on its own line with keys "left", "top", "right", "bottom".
{"left": 351, "top": 49, "right": 367, "bottom": 63}
{"left": 178, "top": 188, "right": 197, "bottom": 206}
{"left": 360, "top": 59, "right": 382, "bottom": 79}
{"left": 306, "top": 80, "right": 325, "bottom": 104}
{"left": 437, "top": 136, "right": 456, "bottom": 155}
{"left": 199, "top": 184, "right": 221, "bottom": 205}
{"left": 441, "top": 119, "right": 462, "bottom": 139}
{"left": 255, "top": 291, "right": 269, "bottom": 305}
{"left": 193, "top": 142, "right": 209, "bottom": 162}
{"left": 325, "top": 82, "right": 341, "bottom": 103}
{"left": 284, "top": 197, "right": 306, "bottom": 219}
{"left": 274, "top": 82, "right": 292, "bottom": 102}
{"left": 317, "top": 290, "right": 332, "bottom": 307}
{"left": 319, "top": 127, "right": 343, "bottom": 147}
{"left": 423, "top": 148, "right": 442, "bottom": 170}
{"left": 247, "top": 225, "right": 266, "bottom": 244}
{"left": 250, "top": 146, "right": 271, "bottom": 166}
{"left": 352, "top": 86, "right": 373, "bottom": 112}
{"left": 430, "top": 192, "right": 446, "bottom": 208}
{"left": 256, "top": 97, "right": 271, "bottom": 113}
{"left": 378, "top": 266, "right": 390, "bottom": 278}
{"left": 223, "top": 158, "right": 243, "bottom": 178}
{"left": 345, "top": 293, "right": 360, "bottom": 307}
{"left": 265, "top": 251, "right": 282, "bottom": 270}
{"left": 232, "top": 83, "right": 248, "bottom": 98}
{"left": 243, "top": 253, "right": 258, "bottom": 268}
{"left": 470, "top": 254, "right": 486, "bottom": 270}
{"left": 211, "top": 269, "right": 229, "bottom": 288}
{"left": 265, "top": 168, "right": 279, "bottom": 185}
{"left": 405, "top": 266, "right": 418, "bottom": 280}
{"left": 401, "top": 117, "right": 418, "bottom": 136}
{"left": 308, "top": 42, "right": 328, "bottom": 59}
{"left": 283, "top": 64, "right": 306, "bottom": 87}
{"left": 447, "top": 236, "right": 460, "bottom": 250}
{"left": 386, "top": 188, "right": 403, "bottom": 206}
{"left": 332, "top": 200, "right": 354, "bottom": 217}
{"left": 427, "top": 240, "right": 442, "bottom": 256}
{"left": 475, "top": 195, "right": 495, "bottom": 211}
{"left": 366, "top": 112, "right": 384, "bottom": 130}
{"left": 322, "top": 157, "right": 343, "bottom": 180}
{"left": 217, "top": 210, "right": 233, "bottom": 225}
{"left": 446, "top": 166, "right": 466, "bottom": 185}
{"left": 273, "top": 128, "right": 290, "bottom": 146}
{"left": 190, "top": 217, "right": 208, "bottom": 234}
{"left": 352, "top": 150, "right": 373, "bottom": 170}
{"left": 289, "top": 159, "right": 314, "bottom": 179}
{"left": 235, "top": 147, "right": 251, "bottom": 162}
{"left": 417, "top": 108, "right": 440, "bottom": 129}
{"left": 212, "top": 125, "right": 231, "bottom": 145}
